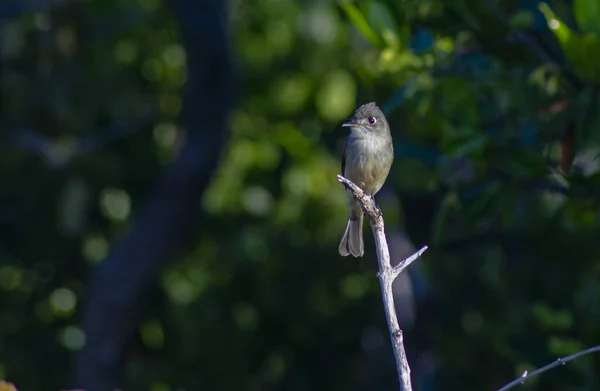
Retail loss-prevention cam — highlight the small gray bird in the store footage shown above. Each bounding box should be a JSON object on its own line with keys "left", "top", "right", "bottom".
{"left": 339, "top": 102, "right": 394, "bottom": 257}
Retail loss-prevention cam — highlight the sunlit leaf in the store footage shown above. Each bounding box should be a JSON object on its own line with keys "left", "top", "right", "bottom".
{"left": 539, "top": 3, "right": 572, "bottom": 44}
{"left": 539, "top": 3, "right": 600, "bottom": 81}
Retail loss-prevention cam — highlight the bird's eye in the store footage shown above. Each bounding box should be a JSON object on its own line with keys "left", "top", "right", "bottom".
{"left": 368, "top": 117, "right": 377, "bottom": 125}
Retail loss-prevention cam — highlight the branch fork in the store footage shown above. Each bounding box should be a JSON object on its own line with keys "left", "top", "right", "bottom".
{"left": 338, "top": 174, "right": 600, "bottom": 390}
{"left": 337, "top": 174, "right": 428, "bottom": 391}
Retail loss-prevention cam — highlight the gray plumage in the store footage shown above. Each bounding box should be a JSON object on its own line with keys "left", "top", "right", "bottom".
{"left": 339, "top": 102, "right": 394, "bottom": 257}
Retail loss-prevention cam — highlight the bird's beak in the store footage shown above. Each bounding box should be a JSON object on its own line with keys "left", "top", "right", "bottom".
{"left": 342, "top": 121, "right": 359, "bottom": 128}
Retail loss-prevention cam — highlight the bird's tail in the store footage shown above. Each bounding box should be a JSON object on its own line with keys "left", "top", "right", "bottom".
{"left": 338, "top": 213, "right": 364, "bottom": 257}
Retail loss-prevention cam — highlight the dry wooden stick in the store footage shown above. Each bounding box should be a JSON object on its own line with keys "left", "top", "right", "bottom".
{"left": 337, "top": 174, "right": 428, "bottom": 391}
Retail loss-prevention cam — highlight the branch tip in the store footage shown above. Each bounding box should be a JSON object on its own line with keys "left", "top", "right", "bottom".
{"left": 392, "top": 245, "right": 429, "bottom": 278}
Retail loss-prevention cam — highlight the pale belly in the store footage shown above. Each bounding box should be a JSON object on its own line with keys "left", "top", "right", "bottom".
{"left": 344, "top": 136, "right": 393, "bottom": 196}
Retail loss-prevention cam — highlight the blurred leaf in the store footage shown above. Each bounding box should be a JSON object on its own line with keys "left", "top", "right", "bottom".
{"left": 366, "top": 2, "right": 408, "bottom": 48}
{"left": 573, "top": 0, "right": 600, "bottom": 34}
{"left": 539, "top": 2, "right": 600, "bottom": 81}
{"left": 271, "top": 74, "right": 312, "bottom": 114}
{"left": 445, "top": 133, "right": 489, "bottom": 158}
{"left": 548, "top": 336, "right": 586, "bottom": 356}
{"left": 339, "top": 2, "right": 382, "bottom": 48}
{"left": 315, "top": 69, "right": 356, "bottom": 122}
{"left": 539, "top": 3, "right": 572, "bottom": 44}
{"left": 509, "top": 10, "right": 535, "bottom": 29}
{"left": 532, "top": 303, "right": 574, "bottom": 330}
{"left": 140, "top": 319, "right": 165, "bottom": 350}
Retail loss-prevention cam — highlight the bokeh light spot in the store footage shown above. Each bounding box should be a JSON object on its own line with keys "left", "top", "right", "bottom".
{"left": 100, "top": 188, "right": 131, "bottom": 222}
{"left": 82, "top": 235, "right": 109, "bottom": 264}
{"left": 341, "top": 273, "right": 369, "bottom": 300}
{"left": 242, "top": 186, "right": 273, "bottom": 216}
{"left": 271, "top": 74, "right": 311, "bottom": 114}
{"left": 162, "top": 44, "right": 186, "bottom": 69}
{"left": 263, "top": 352, "right": 286, "bottom": 381}
{"left": 0, "top": 266, "right": 22, "bottom": 291}
{"left": 50, "top": 288, "right": 77, "bottom": 316}
{"left": 153, "top": 122, "right": 179, "bottom": 150}
{"left": 254, "top": 141, "right": 281, "bottom": 170}
{"left": 140, "top": 319, "right": 165, "bottom": 349}
{"left": 59, "top": 326, "right": 86, "bottom": 351}
{"left": 241, "top": 228, "right": 269, "bottom": 262}
{"left": 35, "top": 13, "right": 51, "bottom": 31}
{"left": 159, "top": 94, "right": 181, "bottom": 116}
{"left": 165, "top": 279, "right": 195, "bottom": 305}
{"left": 315, "top": 69, "right": 356, "bottom": 122}
{"left": 232, "top": 303, "right": 259, "bottom": 330}
{"left": 114, "top": 40, "right": 138, "bottom": 64}
{"left": 265, "top": 20, "right": 293, "bottom": 55}
{"left": 34, "top": 301, "right": 53, "bottom": 323}
{"left": 163, "top": 267, "right": 208, "bottom": 306}
{"left": 150, "top": 382, "right": 171, "bottom": 391}
{"left": 299, "top": 5, "right": 338, "bottom": 45}
{"left": 142, "top": 58, "right": 163, "bottom": 82}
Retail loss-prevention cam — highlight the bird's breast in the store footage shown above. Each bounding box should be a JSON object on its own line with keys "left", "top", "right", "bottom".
{"left": 344, "top": 135, "right": 393, "bottom": 195}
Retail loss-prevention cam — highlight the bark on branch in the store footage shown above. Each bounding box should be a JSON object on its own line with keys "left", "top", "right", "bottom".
{"left": 337, "top": 175, "right": 428, "bottom": 391}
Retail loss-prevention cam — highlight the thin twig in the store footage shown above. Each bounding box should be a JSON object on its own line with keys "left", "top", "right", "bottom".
{"left": 392, "top": 246, "right": 428, "bottom": 280}
{"left": 337, "top": 174, "right": 428, "bottom": 391}
{"left": 497, "top": 345, "right": 600, "bottom": 391}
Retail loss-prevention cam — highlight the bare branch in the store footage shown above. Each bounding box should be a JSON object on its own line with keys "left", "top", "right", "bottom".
{"left": 497, "top": 345, "right": 600, "bottom": 391}
{"left": 392, "top": 246, "right": 428, "bottom": 280}
{"left": 337, "top": 174, "right": 428, "bottom": 391}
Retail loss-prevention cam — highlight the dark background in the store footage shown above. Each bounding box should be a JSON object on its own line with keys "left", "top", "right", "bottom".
{"left": 1, "top": 0, "right": 600, "bottom": 390}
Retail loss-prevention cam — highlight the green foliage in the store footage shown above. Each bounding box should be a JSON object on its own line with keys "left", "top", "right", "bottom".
{"left": 342, "top": 1, "right": 600, "bottom": 390}
{"left": 2, "top": 0, "right": 600, "bottom": 391}
{"left": 540, "top": 2, "right": 600, "bottom": 82}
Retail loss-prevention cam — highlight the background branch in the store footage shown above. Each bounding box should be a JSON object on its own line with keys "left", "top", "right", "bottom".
{"left": 75, "top": 1, "right": 233, "bottom": 390}
{"left": 497, "top": 345, "right": 600, "bottom": 391}
{"left": 337, "top": 175, "right": 428, "bottom": 391}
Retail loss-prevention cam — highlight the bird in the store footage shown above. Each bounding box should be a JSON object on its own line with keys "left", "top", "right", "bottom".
{"left": 339, "top": 102, "right": 394, "bottom": 257}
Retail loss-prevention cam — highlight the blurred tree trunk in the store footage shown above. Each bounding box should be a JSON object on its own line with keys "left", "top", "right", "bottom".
{"left": 75, "top": 1, "right": 233, "bottom": 390}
